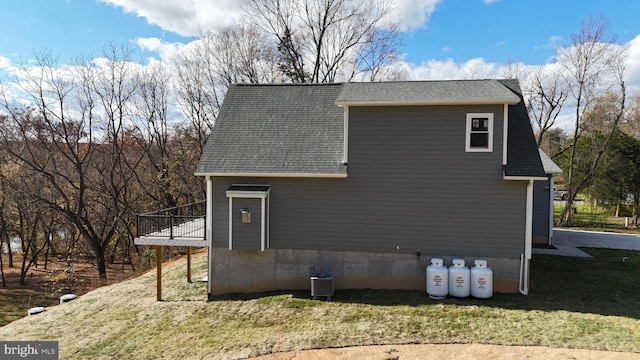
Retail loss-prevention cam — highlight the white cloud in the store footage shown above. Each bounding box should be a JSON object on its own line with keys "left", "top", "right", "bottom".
{"left": 0, "top": 55, "right": 11, "bottom": 69}
{"left": 401, "top": 31, "right": 640, "bottom": 92}
{"left": 134, "top": 37, "right": 185, "bottom": 62}
{"left": 624, "top": 34, "right": 640, "bottom": 93}
{"left": 398, "top": 39, "right": 640, "bottom": 131}
{"left": 403, "top": 57, "right": 500, "bottom": 80}
{"left": 483, "top": 0, "right": 502, "bottom": 4}
{"left": 534, "top": 35, "right": 562, "bottom": 52}
{"left": 99, "top": 0, "right": 444, "bottom": 65}
{"left": 391, "top": 0, "right": 442, "bottom": 30}
{"left": 100, "top": 0, "right": 442, "bottom": 35}
{"left": 98, "top": 0, "right": 244, "bottom": 36}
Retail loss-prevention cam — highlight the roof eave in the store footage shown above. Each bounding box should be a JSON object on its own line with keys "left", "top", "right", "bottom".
{"left": 503, "top": 175, "right": 549, "bottom": 181}
{"left": 195, "top": 172, "right": 348, "bottom": 178}
{"left": 335, "top": 98, "right": 521, "bottom": 107}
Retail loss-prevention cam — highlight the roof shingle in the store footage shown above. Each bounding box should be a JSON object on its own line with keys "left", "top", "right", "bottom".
{"left": 196, "top": 83, "right": 346, "bottom": 176}
{"left": 336, "top": 79, "right": 521, "bottom": 105}
{"left": 197, "top": 79, "right": 545, "bottom": 179}
{"left": 499, "top": 79, "right": 547, "bottom": 178}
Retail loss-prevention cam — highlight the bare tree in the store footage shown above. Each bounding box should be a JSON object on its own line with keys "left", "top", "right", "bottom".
{"left": 79, "top": 45, "right": 146, "bottom": 278}
{"left": 173, "top": 22, "right": 281, "bottom": 154}
{"left": 355, "top": 25, "right": 407, "bottom": 81}
{"left": 0, "top": 156, "right": 53, "bottom": 285}
{"left": 247, "top": 0, "right": 401, "bottom": 83}
{"left": 498, "top": 60, "right": 529, "bottom": 80}
{"left": 0, "top": 157, "right": 11, "bottom": 286}
{"left": 173, "top": 41, "right": 221, "bottom": 152}
{"left": 205, "top": 23, "right": 280, "bottom": 87}
{"left": 133, "top": 61, "right": 176, "bottom": 209}
{"left": 526, "top": 69, "right": 568, "bottom": 146}
{"left": 0, "top": 46, "right": 143, "bottom": 280}
{"left": 557, "top": 16, "right": 627, "bottom": 225}
{"left": 620, "top": 92, "right": 640, "bottom": 138}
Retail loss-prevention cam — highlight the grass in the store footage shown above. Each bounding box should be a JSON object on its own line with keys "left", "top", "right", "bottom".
{"left": 1, "top": 248, "right": 640, "bottom": 359}
{"left": 554, "top": 202, "right": 640, "bottom": 233}
{"left": 0, "top": 255, "right": 142, "bottom": 327}
{"left": 0, "top": 292, "right": 58, "bottom": 326}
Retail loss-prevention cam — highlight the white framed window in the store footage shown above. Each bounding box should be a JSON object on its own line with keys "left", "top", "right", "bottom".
{"left": 465, "top": 113, "right": 494, "bottom": 152}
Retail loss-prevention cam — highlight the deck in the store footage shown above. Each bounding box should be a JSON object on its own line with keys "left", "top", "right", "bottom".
{"left": 134, "top": 201, "right": 208, "bottom": 247}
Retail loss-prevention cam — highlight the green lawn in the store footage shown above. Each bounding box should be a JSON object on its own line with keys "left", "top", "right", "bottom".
{"left": 554, "top": 202, "right": 640, "bottom": 232}
{"left": 0, "top": 292, "right": 59, "bottom": 326}
{"left": 1, "top": 248, "right": 639, "bottom": 359}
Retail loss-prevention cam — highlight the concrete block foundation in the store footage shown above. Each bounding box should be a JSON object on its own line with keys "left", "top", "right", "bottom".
{"left": 208, "top": 247, "right": 521, "bottom": 297}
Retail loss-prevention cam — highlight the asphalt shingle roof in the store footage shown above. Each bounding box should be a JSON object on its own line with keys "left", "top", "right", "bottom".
{"left": 196, "top": 83, "right": 346, "bottom": 176}
{"left": 538, "top": 149, "right": 563, "bottom": 175}
{"left": 336, "top": 79, "right": 521, "bottom": 105}
{"left": 499, "top": 79, "right": 547, "bottom": 178}
{"left": 197, "top": 79, "right": 546, "bottom": 179}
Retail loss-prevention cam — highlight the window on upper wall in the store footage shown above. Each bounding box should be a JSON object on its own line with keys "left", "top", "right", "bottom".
{"left": 465, "top": 113, "right": 494, "bottom": 152}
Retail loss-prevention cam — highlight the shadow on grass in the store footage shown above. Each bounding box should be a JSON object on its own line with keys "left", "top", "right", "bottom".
{"left": 525, "top": 247, "right": 640, "bottom": 318}
{"left": 209, "top": 248, "right": 640, "bottom": 319}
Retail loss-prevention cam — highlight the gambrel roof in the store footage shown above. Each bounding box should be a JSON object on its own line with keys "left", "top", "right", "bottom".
{"left": 196, "top": 79, "right": 545, "bottom": 179}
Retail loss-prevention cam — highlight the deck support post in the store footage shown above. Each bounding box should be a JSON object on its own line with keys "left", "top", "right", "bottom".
{"left": 187, "top": 247, "right": 192, "bottom": 283}
{"left": 156, "top": 245, "right": 163, "bottom": 301}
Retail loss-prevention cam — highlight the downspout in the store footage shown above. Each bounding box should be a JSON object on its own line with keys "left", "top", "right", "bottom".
{"left": 519, "top": 254, "right": 529, "bottom": 295}
{"left": 342, "top": 105, "right": 349, "bottom": 164}
{"left": 502, "top": 103, "right": 508, "bottom": 166}
{"left": 206, "top": 176, "right": 213, "bottom": 297}
{"left": 548, "top": 176, "right": 555, "bottom": 246}
{"left": 519, "top": 179, "right": 534, "bottom": 295}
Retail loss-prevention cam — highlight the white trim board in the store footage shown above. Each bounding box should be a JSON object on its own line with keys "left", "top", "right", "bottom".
{"left": 195, "top": 172, "right": 347, "bottom": 178}
{"left": 225, "top": 186, "right": 270, "bottom": 251}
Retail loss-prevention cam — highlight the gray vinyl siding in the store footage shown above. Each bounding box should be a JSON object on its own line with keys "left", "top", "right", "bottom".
{"left": 532, "top": 178, "right": 552, "bottom": 241}
{"left": 230, "top": 198, "right": 262, "bottom": 250}
{"left": 211, "top": 105, "right": 527, "bottom": 259}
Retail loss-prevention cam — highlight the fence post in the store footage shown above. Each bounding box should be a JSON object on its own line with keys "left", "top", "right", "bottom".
{"left": 170, "top": 215, "right": 174, "bottom": 239}
{"left": 156, "top": 245, "right": 163, "bottom": 301}
{"left": 187, "top": 247, "right": 192, "bottom": 283}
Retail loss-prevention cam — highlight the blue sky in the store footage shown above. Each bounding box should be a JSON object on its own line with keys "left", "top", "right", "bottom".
{"left": 0, "top": 0, "right": 192, "bottom": 63}
{"left": 410, "top": 0, "right": 640, "bottom": 64}
{"left": 2, "top": 0, "right": 640, "bottom": 81}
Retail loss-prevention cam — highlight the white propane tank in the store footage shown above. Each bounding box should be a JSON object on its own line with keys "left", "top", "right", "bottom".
{"left": 471, "top": 259, "right": 493, "bottom": 299}
{"left": 448, "top": 258, "right": 470, "bottom": 298}
{"left": 426, "top": 258, "right": 448, "bottom": 299}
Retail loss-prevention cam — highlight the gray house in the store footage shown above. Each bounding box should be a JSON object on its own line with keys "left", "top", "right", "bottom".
{"left": 533, "top": 150, "right": 563, "bottom": 245}
{"left": 136, "top": 79, "right": 547, "bottom": 298}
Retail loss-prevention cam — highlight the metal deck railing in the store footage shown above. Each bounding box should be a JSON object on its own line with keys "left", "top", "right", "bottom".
{"left": 136, "top": 201, "right": 206, "bottom": 239}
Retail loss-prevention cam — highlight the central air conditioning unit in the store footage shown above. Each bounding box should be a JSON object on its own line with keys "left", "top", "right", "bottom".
{"left": 310, "top": 273, "right": 334, "bottom": 300}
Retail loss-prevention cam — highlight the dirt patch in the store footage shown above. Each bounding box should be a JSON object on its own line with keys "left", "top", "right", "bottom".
{"left": 0, "top": 253, "right": 146, "bottom": 325}
{"left": 247, "top": 343, "right": 640, "bottom": 360}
